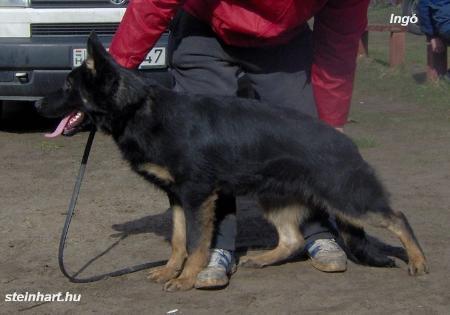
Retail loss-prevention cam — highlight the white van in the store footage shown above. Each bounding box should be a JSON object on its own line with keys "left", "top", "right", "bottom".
{"left": 0, "top": 0, "right": 170, "bottom": 110}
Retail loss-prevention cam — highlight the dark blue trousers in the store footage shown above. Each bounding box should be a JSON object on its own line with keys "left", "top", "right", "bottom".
{"left": 168, "top": 10, "right": 334, "bottom": 251}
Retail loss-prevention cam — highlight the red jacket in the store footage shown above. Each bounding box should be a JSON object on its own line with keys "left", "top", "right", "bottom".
{"left": 109, "top": 0, "right": 369, "bottom": 127}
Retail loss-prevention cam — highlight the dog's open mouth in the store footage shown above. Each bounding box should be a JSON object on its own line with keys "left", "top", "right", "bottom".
{"left": 45, "top": 112, "right": 85, "bottom": 138}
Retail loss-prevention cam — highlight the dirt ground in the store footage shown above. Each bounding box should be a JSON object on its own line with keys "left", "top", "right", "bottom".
{"left": 1, "top": 98, "right": 449, "bottom": 315}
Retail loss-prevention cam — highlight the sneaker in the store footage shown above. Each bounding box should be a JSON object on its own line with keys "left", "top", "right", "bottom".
{"left": 194, "top": 248, "right": 237, "bottom": 289}
{"left": 305, "top": 238, "right": 347, "bottom": 272}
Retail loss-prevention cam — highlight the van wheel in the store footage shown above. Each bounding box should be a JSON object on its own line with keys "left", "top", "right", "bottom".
{"left": 0, "top": 101, "right": 3, "bottom": 130}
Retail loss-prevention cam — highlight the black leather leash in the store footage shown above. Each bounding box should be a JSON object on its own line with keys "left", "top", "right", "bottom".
{"left": 58, "top": 128, "right": 165, "bottom": 283}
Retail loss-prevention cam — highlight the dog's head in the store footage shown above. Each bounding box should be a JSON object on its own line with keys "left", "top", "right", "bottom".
{"left": 37, "top": 32, "right": 147, "bottom": 137}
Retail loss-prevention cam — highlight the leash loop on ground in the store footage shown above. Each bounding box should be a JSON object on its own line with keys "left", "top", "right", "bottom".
{"left": 58, "top": 128, "right": 165, "bottom": 283}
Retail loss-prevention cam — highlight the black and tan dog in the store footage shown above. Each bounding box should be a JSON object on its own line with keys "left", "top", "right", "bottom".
{"left": 37, "top": 33, "right": 428, "bottom": 292}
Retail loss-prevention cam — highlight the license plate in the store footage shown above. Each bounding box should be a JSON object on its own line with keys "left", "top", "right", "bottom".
{"left": 72, "top": 47, "right": 167, "bottom": 69}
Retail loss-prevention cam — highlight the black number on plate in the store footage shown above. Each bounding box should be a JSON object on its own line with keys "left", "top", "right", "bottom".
{"left": 149, "top": 48, "right": 163, "bottom": 64}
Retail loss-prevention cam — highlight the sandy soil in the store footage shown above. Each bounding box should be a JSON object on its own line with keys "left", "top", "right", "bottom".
{"left": 1, "top": 99, "right": 449, "bottom": 314}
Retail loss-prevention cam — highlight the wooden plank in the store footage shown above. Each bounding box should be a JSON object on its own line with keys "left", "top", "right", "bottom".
{"left": 359, "top": 24, "right": 407, "bottom": 67}
{"left": 367, "top": 24, "right": 407, "bottom": 32}
{"left": 389, "top": 31, "right": 405, "bottom": 67}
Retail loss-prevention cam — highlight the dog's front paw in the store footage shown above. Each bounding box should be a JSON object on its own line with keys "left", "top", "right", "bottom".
{"left": 163, "top": 277, "right": 196, "bottom": 292}
{"left": 408, "top": 257, "right": 429, "bottom": 276}
{"left": 147, "top": 265, "right": 181, "bottom": 283}
{"left": 239, "top": 255, "right": 267, "bottom": 268}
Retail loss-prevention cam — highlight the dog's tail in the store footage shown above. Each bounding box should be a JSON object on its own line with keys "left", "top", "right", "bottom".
{"left": 335, "top": 218, "right": 408, "bottom": 267}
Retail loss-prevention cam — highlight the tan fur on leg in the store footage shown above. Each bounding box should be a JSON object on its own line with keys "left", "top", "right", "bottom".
{"left": 240, "top": 204, "right": 305, "bottom": 268}
{"left": 164, "top": 193, "right": 217, "bottom": 291}
{"left": 148, "top": 205, "right": 187, "bottom": 283}
{"left": 336, "top": 209, "right": 428, "bottom": 275}
{"left": 387, "top": 211, "right": 428, "bottom": 275}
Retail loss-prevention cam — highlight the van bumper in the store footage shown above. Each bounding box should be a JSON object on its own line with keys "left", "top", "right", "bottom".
{"left": 0, "top": 34, "right": 171, "bottom": 101}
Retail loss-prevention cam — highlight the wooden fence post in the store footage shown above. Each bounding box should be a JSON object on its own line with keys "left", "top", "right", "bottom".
{"left": 389, "top": 31, "right": 405, "bottom": 67}
{"left": 427, "top": 41, "right": 448, "bottom": 81}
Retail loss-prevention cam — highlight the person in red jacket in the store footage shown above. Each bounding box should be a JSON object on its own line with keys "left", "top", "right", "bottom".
{"left": 106, "top": 0, "right": 370, "bottom": 289}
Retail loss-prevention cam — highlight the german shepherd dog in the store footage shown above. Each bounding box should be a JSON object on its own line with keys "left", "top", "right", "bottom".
{"left": 36, "top": 33, "right": 428, "bottom": 291}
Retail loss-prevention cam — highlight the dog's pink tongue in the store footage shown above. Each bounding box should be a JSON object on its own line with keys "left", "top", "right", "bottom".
{"left": 44, "top": 115, "right": 72, "bottom": 138}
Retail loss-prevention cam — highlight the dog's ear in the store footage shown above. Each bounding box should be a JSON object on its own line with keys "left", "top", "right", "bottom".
{"left": 85, "top": 31, "right": 116, "bottom": 75}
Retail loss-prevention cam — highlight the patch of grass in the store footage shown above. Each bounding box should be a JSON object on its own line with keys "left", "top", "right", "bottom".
{"left": 351, "top": 136, "right": 378, "bottom": 149}
{"left": 354, "top": 57, "right": 450, "bottom": 112}
{"left": 353, "top": 6, "right": 450, "bottom": 114}
{"left": 368, "top": 4, "right": 402, "bottom": 24}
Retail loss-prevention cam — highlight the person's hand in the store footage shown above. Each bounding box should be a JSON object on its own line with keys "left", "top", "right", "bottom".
{"left": 431, "top": 37, "right": 445, "bottom": 53}
{"left": 335, "top": 127, "right": 344, "bottom": 133}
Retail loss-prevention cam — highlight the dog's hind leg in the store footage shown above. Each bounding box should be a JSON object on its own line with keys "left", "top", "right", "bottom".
{"left": 148, "top": 194, "right": 187, "bottom": 283}
{"left": 383, "top": 210, "right": 428, "bottom": 275}
{"left": 240, "top": 203, "right": 305, "bottom": 268}
{"left": 333, "top": 207, "right": 428, "bottom": 275}
{"left": 164, "top": 191, "right": 217, "bottom": 292}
